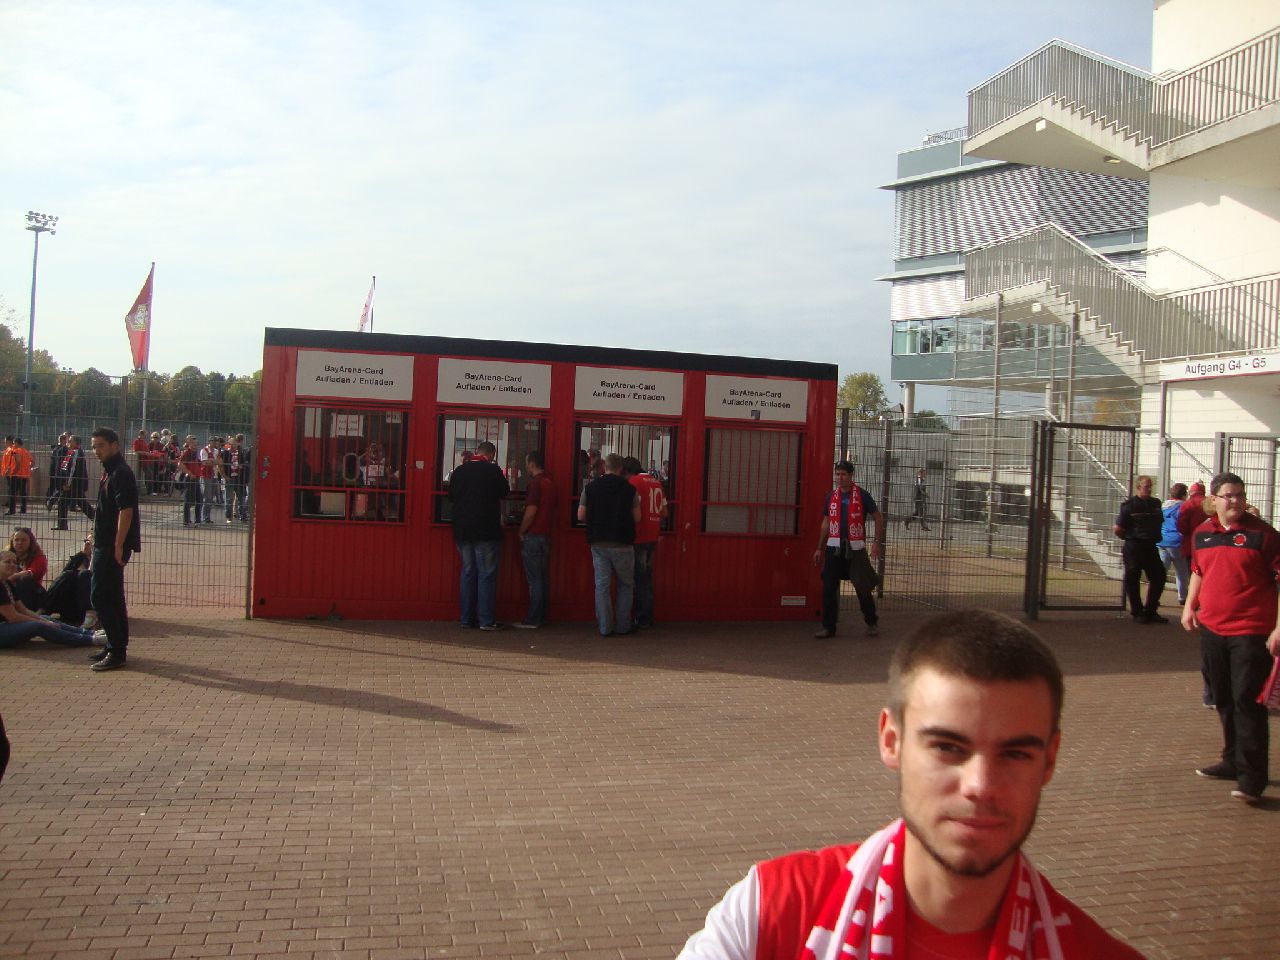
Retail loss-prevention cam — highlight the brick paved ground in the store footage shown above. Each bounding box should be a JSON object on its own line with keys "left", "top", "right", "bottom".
{"left": 0, "top": 606, "right": 1276, "bottom": 959}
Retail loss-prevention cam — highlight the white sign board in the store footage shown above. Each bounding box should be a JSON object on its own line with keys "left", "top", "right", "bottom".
{"left": 1160, "top": 351, "right": 1279, "bottom": 382}
{"left": 704, "top": 375, "right": 808, "bottom": 422}
{"left": 437, "top": 357, "right": 552, "bottom": 408}
{"left": 296, "top": 351, "right": 414, "bottom": 402}
{"left": 574, "top": 366, "right": 684, "bottom": 416}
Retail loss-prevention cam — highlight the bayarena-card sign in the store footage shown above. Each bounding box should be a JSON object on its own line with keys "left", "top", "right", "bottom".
{"left": 254, "top": 328, "right": 837, "bottom": 623}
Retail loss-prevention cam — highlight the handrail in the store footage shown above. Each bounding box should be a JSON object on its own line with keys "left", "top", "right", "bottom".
{"left": 1169, "top": 438, "right": 1215, "bottom": 478}
{"left": 962, "top": 224, "right": 1280, "bottom": 362}
{"left": 968, "top": 27, "right": 1280, "bottom": 148}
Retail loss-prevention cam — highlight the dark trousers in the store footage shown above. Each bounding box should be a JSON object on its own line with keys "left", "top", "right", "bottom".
{"left": 633, "top": 541, "right": 656, "bottom": 627}
{"left": 1200, "top": 627, "right": 1271, "bottom": 795}
{"left": 821, "top": 548, "right": 877, "bottom": 631}
{"left": 183, "top": 476, "right": 203, "bottom": 524}
{"left": 1122, "top": 539, "right": 1165, "bottom": 615}
{"left": 5, "top": 477, "right": 27, "bottom": 513}
{"left": 225, "top": 478, "right": 248, "bottom": 520}
{"left": 90, "top": 547, "right": 130, "bottom": 657}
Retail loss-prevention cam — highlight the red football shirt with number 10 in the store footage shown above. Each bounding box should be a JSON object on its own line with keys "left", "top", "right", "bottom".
{"left": 630, "top": 473, "right": 667, "bottom": 544}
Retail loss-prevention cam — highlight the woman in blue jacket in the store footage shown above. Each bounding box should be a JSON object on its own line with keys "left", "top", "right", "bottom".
{"left": 1157, "top": 482, "right": 1190, "bottom": 603}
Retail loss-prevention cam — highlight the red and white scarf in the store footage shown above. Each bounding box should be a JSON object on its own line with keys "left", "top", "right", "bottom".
{"left": 827, "top": 485, "right": 866, "bottom": 549}
{"left": 802, "top": 820, "right": 1066, "bottom": 960}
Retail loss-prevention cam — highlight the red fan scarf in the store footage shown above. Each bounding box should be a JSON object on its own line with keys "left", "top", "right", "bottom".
{"left": 801, "top": 820, "right": 1067, "bottom": 960}
{"left": 826, "top": 485, "right": 866, "bottom": 548}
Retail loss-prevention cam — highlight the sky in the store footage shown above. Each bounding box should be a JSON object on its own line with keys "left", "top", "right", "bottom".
{"left": 0, "top": 1, "right": 1154, "bottom": 388}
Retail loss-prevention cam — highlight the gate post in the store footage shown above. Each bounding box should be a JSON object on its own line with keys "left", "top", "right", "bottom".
{"left": 118, "top": 375, "right": 129, "bottom": 442}
{"left": 1024, "top": 421, "right": 1045, "bottom": 619}
{"left": 876, "top": 418, "right": 892, "bottom": 598}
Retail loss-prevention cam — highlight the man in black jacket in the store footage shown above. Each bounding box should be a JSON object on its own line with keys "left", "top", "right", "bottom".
{"left": 1114, "top": 474, "right": 1167, "bottom": 624}
{"left": 447, "top": 440, "right": 510, "bottom": 630}
{"left": 54, "top": 435, "right": 95, "bottom": 530}
{"left": 87, "top": 428, "right": 141, "bottom": 672}
{"left": 578, "top": 453, "right": 640, "bottom": 637}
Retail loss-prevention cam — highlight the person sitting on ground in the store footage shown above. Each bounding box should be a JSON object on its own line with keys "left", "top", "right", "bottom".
{"left": 7, "top": 527, "right": 48, "bottom": 609}
{"left": 677, "top": 609, "right": 1146, "bottom": 960}
{"left": 39, "top": 536, "right": 97, "bottom": 629}
{"left": 0, "top": 551, "right": 98, "bottom": 648}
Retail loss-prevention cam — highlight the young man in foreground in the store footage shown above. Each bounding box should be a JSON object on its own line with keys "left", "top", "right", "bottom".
{"left": 677, "top": 609, "right": 1145, "bottom": 959}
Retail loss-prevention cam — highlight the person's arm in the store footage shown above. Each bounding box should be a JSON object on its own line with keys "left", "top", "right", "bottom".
{"left": 676, "top": 868, "right": 759, "bottom": 960}
{"left": 1113, "top": 500, "right": 1129, "bottom": 539}
{"left": 576, "top": 490, "right": 587, "bottom": 524}
{"left": 115, "top": 507, "right": 134, "bottom": 565}
{"left": 813, "top": 511, "right": 829, "bottom": 565}
{"left": 27, "top": 554, "right": 47, "bottom": 585}
{"left": 1181, "top": 571, "right": 1202, "bottom": 632}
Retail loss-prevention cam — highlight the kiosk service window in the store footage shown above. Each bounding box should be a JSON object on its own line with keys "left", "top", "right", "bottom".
{"left": 435, "top": 413, "right": 547, "bottom": 525}
{"left": 293, "top": 405, "right": 409, "bottom": 522}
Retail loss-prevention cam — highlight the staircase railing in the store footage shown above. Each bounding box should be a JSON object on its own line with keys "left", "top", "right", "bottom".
{"left": 963, "top": 223, "right": 1280, "bottom": 361}
{"left": 968, "top": 28, "right": 1280, "bottom": 147}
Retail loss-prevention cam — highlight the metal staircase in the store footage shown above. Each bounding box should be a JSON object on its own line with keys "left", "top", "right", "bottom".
{"left": 962, "top": 224, "right": 1280, "bottom": 369}
{"left": 968, "top": 29, "right": 1280, "bottom": 152}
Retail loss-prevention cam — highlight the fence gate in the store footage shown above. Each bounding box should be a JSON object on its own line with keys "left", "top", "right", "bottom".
{"left": 1218, "top": 433, "right": 1279, "bottom": 523}
{"left": 1025, "top": 420, "right": 1136, "bottom": 616}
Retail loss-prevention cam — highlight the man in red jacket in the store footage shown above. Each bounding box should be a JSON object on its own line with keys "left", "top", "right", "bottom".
{"left": 1183, "top": 472, "right": 1280, "bottom": 804}
{"left": 678, "top": 610, "right": 1145, "bottom": 959}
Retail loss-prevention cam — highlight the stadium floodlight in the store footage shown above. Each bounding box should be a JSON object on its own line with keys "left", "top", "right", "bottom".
{"left": 23, "top": 211, "right": 59, "bottom": 442}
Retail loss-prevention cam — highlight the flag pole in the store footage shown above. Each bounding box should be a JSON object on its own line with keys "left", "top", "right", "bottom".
{"left": 370, "top": 276, "right": 376, "bottom": 332}
{"left": 140, "top": 262, "right": 154, "bottom": 431}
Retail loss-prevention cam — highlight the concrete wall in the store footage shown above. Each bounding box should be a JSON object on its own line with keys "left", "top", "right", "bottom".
{"left": 1152, "top": 0, "right": 1276, "bottom": 75}
{"left": 1146, "top": 172, "right": 1280, "bottom": 288}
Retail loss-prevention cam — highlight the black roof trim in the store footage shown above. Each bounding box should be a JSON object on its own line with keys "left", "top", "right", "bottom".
{"left": 264, "top": 328, "right": 837, "bottom": 381}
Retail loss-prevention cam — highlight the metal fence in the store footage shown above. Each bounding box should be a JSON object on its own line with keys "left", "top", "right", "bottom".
{"left": 5, "top": 367, "right": 258, "bottom": 613}
{"left": 834, "top": 414, "right": 1143, "bottom": 618}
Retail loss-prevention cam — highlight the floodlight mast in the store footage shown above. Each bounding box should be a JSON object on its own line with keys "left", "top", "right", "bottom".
{"left": 24, "top": 211, "right": 58, "bottom": 443}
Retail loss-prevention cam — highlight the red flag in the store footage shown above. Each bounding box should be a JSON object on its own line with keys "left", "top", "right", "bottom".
{"left": 124, "top": 264, "right": 154, "bottom": 370}
{"left": 358, "top": 276, "right": 376, "bottom": 332}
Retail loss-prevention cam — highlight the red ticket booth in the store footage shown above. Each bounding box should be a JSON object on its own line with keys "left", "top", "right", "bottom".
{"left": 252, "top": 329, "right": 837, "bottom": 622}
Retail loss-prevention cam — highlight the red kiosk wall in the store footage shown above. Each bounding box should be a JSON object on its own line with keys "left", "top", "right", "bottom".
{"left": 253, "top": 333, "right": 836, "bottom": 623}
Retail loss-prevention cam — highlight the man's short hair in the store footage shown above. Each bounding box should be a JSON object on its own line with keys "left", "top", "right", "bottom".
{"left": 1209, "top": 471, "right": 1244, "bottom": 495}
{"left": 604, "top": 452, "right": 624, "bottom": 473}
{"left": 621, "top": 456, "right": 643, "bottom": 477}
{"left": 91, "top": 428, "right": 119, "bottom": 445}
{"left": 476, "top": 440, "right": 497, "bottom": 457}
{"left": 887, "top": 609, "right": 1065, "bottom": 731}
{"left": 1136, "top": 474, "right": 1154, "bottom": 487}
{"left": 525, "top": 451, "right": 544, "bottom": 470}
{"left": 834, "top": 460, "right": 854, "bottom": 474}
{"left": 1169, "top": 483, "right": 1188, "bottom": 499}
{"left": 1189, "top": 481, "right": 1205, "bottom": 495}
{"left": 14, "top": 438, "right": 21, "bottom": 447}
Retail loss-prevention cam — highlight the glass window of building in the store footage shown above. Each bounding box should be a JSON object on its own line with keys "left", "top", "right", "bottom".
{"left": 293, "top": 406, "right": 409, "bottom": 522}
{"left": 435, "top": 414, "right": 546, "bottom": 524}
{"left": 574, "top": 421, "right": 676, "bottom": 526}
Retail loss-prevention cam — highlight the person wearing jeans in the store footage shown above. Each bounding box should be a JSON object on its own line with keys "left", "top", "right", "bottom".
{"left": 448, "top": 440, "right": 510, "bottom": 630}
{"left": 456, "top": 540, "right": 501, "bottom": 630}
{"left": 0, "top": 551, "right": 96, "bottom": 648}
{"left": 515, "top": 451, "right": 556, "bottom": 629}
{"left": 624, "top": 457, "right": 667, "bottom": 629}
{"left": 578, "top": 453, "right": 640, "bottom": 637}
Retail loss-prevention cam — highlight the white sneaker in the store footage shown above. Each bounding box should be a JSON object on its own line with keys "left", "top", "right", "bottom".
{"left": 93, "top": 629, "right": 108, "bottom": 642}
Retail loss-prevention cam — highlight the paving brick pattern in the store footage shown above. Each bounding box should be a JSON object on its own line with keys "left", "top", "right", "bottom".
{"left": 0, "top": 608, "right": 1275, "bottom": 959}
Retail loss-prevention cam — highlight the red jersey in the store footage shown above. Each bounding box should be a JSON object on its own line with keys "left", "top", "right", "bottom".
{"left": 678, "top": 843, "right": 1145, "bottom": 959}
{"left": 524, "top": 472, "right": 557, "bottom": 536}
{"left": 630, "top": 473, "right": 666, "bottom": 544}
{"left": 1190, "top": 513, "right": 1280, "bottom": 636}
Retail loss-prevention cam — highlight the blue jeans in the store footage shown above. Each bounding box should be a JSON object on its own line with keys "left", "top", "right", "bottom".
{"left": 520, "top": 534, "right": 550, "bottom": 625}
{"left": 1158, "top": 545, "right": 1190, "bottom": 602}
{"left": 200, "top": 478, "right": 220, "bottom": 522}
{"left": 633, "top": 542, "right": 656, "bottom": 627}
{"left": 590, "top": 545, "right": 634, "bottom": 636}
{"left": 457, "top": 540, "right": 501, "bottom": 627}
{"left": 0, "top": 618, "right": 94, "bottom": 648}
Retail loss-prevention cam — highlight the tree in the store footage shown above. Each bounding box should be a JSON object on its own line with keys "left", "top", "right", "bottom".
{"left": 838, "top": 372, "right": 889, "bottom": 420}
{"left": 908, "top": 409, "right": 950, "bottom": 432}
